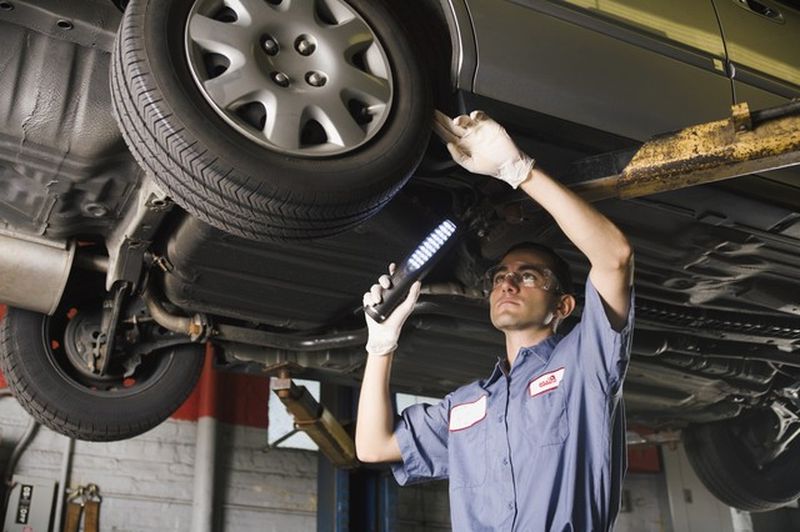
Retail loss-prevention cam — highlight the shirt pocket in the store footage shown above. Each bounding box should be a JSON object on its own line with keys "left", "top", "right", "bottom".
{"left": 448, "top": 418, "right": 487, "bottom": 488}
{"left": 523, "top": 386, "right": 569, "bottom": 447}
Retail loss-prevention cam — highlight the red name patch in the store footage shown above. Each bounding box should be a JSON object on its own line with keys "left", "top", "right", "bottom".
{"left": 528, "top": 368, "right": 565, "bottom": 397}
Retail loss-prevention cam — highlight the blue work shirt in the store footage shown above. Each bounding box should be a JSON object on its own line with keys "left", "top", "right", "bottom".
{"left": 392, "top": 278, "right": 635, "bottom": 531}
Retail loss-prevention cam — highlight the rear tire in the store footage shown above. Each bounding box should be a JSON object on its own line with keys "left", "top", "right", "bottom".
{"left": 0, "top": 306, "right": 204, "bottom": 441}
{"left": 683, "top": 418, "right": 800, "bottom": 511}
{"left": 111, "top": 0, "right": 432, "bottom": 241}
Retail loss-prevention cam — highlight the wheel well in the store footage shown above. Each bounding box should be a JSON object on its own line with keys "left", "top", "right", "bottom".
{"left": 382, "top": 0, "right": 455, "bottom": 111}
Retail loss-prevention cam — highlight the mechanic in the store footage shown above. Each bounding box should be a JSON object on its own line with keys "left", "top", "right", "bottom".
{"left": 356, "top": 110, "right": 635, "bottom": 532}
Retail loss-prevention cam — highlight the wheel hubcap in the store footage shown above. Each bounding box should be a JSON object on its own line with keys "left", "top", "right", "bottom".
{"left": 185, "top": 0, "right": 394, "bottom": 156}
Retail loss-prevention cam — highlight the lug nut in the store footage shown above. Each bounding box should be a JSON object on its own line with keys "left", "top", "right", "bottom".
{"left": 305, "top": 71, "right": 326, "bottom": 87}
{"left": 272, "top": 72, "right": 291, "bottom": 87}
{"left": 295, "top": 36, "right": 315, "bottom": 56}
{"left": 263, "top": 38, "right": 279, "bottom": 56}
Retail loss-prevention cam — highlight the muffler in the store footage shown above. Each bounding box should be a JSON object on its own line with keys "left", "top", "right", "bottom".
{"left": 0, "top": 232, "right": 75, "bottom": 315}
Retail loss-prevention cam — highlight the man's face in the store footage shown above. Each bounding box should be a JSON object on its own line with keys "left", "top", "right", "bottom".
{"left": 488, "top": 249, "right": 562, "bottom": 332}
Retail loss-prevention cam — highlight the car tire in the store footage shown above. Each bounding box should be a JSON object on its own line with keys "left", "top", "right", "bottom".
{"left": 0, "top": 306, "right": 205, "bottom": 442}
{"left": 682, "top": 418, "right": 800, "bottom": 512}
{"left": 111, "top": 0, "right": 432, "bottom": 241}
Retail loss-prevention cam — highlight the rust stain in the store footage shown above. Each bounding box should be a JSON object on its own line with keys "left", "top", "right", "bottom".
{"left": 617, "top": 110, "right": 800, "bottom": 200}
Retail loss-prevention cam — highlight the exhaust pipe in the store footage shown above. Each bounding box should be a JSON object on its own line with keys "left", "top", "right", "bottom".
{"left": 0, "top": 232, "right": 75, "bottom": 315}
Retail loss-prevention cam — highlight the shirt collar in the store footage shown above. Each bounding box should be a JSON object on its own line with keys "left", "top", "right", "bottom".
{"left": 518, "top": 334, "right": 562, "bottom": 364}
{"left": 484, "top": 334, "right": 563, "bottom": 387}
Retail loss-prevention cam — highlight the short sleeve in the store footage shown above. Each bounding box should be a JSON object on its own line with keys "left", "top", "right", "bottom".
{"left": 391, "top": 395, "right": 451, "bottom": 486}
{"left": 575, "top": 277, "right": 635, "bottom": 394}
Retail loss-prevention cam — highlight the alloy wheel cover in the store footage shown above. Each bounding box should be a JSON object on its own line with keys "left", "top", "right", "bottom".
{"left": 184, "top": 0, "right": 395, "bottom": 157}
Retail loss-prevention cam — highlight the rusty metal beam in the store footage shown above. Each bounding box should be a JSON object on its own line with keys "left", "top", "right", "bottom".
{"left": 271, "top": 370, "right": 358, "bottom": 468}
{"left": 569, "top": 100, "right": 800, "bottom": 202}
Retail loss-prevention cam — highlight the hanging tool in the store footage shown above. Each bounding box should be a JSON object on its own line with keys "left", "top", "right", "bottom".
{"left": 63, "top": 484, "right": 102, "bottom": 532}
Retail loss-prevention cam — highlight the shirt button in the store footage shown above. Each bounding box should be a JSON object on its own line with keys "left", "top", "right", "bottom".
{"left": 497, "top": 415, "right": 503, "bottom": 423}
{"left": 507, "top": 502, "right": 514, "bottom": 510}
{"left": 502, "top": 457, "right": 509, "bottom": 465}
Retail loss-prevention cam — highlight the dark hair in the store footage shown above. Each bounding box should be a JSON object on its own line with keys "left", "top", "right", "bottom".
{"left": 500, "top": 242, "right": 575, "bottom": 296}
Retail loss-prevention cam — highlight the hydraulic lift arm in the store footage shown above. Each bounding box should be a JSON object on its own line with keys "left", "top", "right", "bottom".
{"left": 270, "top": 370, "right": 358, "bottom": 468}
{"left": 568, "top": 100, "right": 800, "bottom": 202}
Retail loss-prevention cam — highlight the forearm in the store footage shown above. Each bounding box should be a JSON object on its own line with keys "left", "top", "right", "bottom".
{"left": 520, "top": 168, "right": 632, "bottom": 270}
{"left": 355, "top": 353, "right": 402, "bottom": 463}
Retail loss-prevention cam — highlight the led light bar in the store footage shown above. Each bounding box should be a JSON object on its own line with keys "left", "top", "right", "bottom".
{"left": 365, "top": 219, "right": 460, "bottom": 323}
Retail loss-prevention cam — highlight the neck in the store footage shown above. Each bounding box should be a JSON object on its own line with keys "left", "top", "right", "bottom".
{"left": 505, "top": 327, "right": 554, "bottom": 366}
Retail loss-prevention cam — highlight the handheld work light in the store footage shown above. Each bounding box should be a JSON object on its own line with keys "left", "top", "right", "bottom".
{"left": 365, "top": 218, "right": 460, "bottom": 323}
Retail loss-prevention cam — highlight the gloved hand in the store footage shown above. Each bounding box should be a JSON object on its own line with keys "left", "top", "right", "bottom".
{"left": 363, "top": 263, "right": 422, "bottom": 356}
{"left": 433, "top": 109, "right": 535, "bottom": 189}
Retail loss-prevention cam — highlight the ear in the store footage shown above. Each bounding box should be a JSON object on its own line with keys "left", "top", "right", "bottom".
{"left": 554, "top": 293, "right": 576, "bottom": 320}
{"left": 548, "top": 293, "right": 575, "bottom": 333}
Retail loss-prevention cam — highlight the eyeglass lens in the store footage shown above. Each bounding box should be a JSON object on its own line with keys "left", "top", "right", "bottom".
{"left": 486, "top": 265, "right": 558, "bottom": 292}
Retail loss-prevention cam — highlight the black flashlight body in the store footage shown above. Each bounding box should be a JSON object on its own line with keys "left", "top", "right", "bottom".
{"left": 365, "top": 219, "right": 459, "bottom": 323}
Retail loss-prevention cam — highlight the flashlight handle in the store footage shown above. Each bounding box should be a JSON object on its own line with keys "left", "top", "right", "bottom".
{"left": 365, "top": 221, "right": 460, "bottom": 323}
{"left": 365, "top": 262, "right": 423, "bottom": 324}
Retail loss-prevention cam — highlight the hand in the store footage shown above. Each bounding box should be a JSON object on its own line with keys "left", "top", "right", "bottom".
{"left": 433, "top": 109, "right": 535, "bottom": 189}
{"left": 363, "top": 263, "right": 422, "bottom": 356}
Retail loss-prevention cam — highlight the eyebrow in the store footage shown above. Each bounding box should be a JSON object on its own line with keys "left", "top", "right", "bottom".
{"left": 492, "top": 263, "right": 550, "bottom": 273}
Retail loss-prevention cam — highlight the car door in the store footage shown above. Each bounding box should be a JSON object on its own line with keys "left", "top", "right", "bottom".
{"left": 465, "top": 0, "right": 733, "bottom": 141}
{"left": 711, "top": 0, "right": 800, "bottom": 108}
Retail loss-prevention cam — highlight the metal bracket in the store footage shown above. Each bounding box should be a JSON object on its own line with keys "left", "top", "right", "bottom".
{"left": 731, "top": 102, "right": 753, "bottom": 132}
{"left": 94, "top": 281, "right": 129, "bottom": 375}
{"left": 105, "top": 177, "right": 173, "bottom": 291}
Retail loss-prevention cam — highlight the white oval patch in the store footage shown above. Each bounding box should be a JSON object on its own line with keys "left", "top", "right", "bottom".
{"left": 449, "top": 395, "right": 487, "bottom": 432}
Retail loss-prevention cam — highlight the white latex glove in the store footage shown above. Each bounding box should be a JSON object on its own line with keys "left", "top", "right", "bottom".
{"left": 363, "top": 263, "right": 422, "bottom": 356}
{"left": 433, "top": 109, "right": 535, "bottom": 188}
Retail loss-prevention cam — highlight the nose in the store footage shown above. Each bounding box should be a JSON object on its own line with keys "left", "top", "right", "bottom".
{"left": 499, "top": 272, "right": 520, "bottom": 293}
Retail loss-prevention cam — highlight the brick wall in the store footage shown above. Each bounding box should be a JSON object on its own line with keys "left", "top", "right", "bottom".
{"left": 0, "top": 398, "right": 317, "bottom": 531}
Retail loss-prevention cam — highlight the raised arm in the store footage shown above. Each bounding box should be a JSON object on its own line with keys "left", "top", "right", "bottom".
{"left": 519, "top": 170, "right": 633, "bottom": 330}
{"left": 434, "top": 110, "right": 633, "bottom": 329}
{"left": 355, "top": 265, "right": 420, "bottom": 462}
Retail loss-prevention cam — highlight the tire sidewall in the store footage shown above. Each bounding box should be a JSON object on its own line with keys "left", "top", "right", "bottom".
{"left": 137, "top": 0, "right": 431, "bottom": 203}
{"left": 683, "top": 420, "right": 800, "bottom": 510}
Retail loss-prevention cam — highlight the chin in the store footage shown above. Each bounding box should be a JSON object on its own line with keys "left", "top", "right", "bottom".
{"left": 493, "top": 317, "right": 527, "bottom": 331}
{"left": 491, "top": 313, "right": 548, "bottom": 332}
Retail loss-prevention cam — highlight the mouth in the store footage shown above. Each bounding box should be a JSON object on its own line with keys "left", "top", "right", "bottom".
{"left": 495, "top": 298, "right": 520, "bottom": 308}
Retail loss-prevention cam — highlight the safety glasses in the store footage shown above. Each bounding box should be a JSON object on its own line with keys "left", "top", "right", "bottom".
{"left": 483, "top": 264, "right": 562, "bottom": 295}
